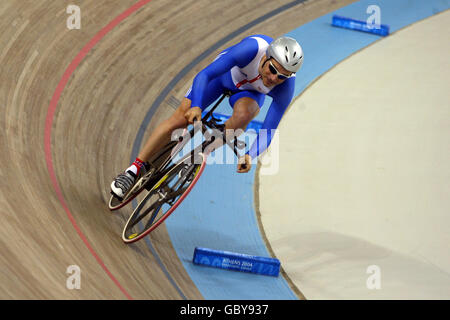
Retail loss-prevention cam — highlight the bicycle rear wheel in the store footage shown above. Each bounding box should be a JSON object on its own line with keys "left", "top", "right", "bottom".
{"left": 122, "top": 153, "right": 206, "bottom": 243}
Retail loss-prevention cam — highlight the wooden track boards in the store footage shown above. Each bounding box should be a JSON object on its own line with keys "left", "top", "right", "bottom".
{"left": 0, "top": 0, "right": 354, "bottom": 299}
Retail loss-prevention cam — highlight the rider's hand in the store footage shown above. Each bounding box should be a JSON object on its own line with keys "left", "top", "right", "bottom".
{"left": 237, "top": 154, "right": 252, "bottom": 173}
{"left": 185, "top": 106, "right": 202, "bottom": 124}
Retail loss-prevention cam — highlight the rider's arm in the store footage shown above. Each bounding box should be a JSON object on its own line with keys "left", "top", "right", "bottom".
{"left": 190, "top": 38, "right": 259, "bottom": 110}
{"left": 246, "top": 78, "right": 295, "bottom": 159}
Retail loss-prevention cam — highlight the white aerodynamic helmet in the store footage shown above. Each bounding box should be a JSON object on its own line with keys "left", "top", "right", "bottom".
{"left": 266, "top": 36, "right": 303, "bottom": 73}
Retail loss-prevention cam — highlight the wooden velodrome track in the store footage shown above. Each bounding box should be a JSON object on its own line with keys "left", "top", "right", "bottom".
{"left": 0, "top": 0, "right": 355, "bottom": 299}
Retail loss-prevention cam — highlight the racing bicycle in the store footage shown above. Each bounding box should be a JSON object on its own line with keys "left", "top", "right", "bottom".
{"left": 108, "top": 91, "right": 246, "bottom": 243}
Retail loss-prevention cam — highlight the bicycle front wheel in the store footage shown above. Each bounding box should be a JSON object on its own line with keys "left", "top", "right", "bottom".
{"left": 122, "top": 153, "right": 206, "bottom": 243}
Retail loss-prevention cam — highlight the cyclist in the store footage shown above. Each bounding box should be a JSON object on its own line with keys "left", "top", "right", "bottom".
{"left": 111, "top": 34, "right": 303, "bottom": 199}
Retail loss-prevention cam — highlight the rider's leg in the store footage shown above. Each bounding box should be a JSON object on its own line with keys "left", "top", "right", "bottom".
{"left": 224, "top": 96, "right": 260, "bottom": 133}
{"left": 225, "top": 89, "right": 264, "bottom": 135}
{"left": 111, "top": 99, "right": 190, "bottom": 198}
{"left": 137, "top": 76, "right": 224, "bottom": 163}
{"left": 112, "top": 76, "right": 223, "bottom": 198}
{"left": 137, "top": 98, "right": 191, "bottom": 163}
{"left": 205, "top": 96, "right": 260, "bottom": 155}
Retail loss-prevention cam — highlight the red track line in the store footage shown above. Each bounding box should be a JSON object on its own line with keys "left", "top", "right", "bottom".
{"left": 44, "top": 0, "right": 152, "bottom": 300}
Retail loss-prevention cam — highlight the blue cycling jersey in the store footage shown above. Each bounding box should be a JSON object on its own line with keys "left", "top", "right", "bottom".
{"left": 186, "top": 34, "right": 295, "bottom": 159}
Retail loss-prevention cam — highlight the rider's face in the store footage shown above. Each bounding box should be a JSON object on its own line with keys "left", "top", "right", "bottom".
{"left": 260, "top": 56, "right": 293, "bottom": 87}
